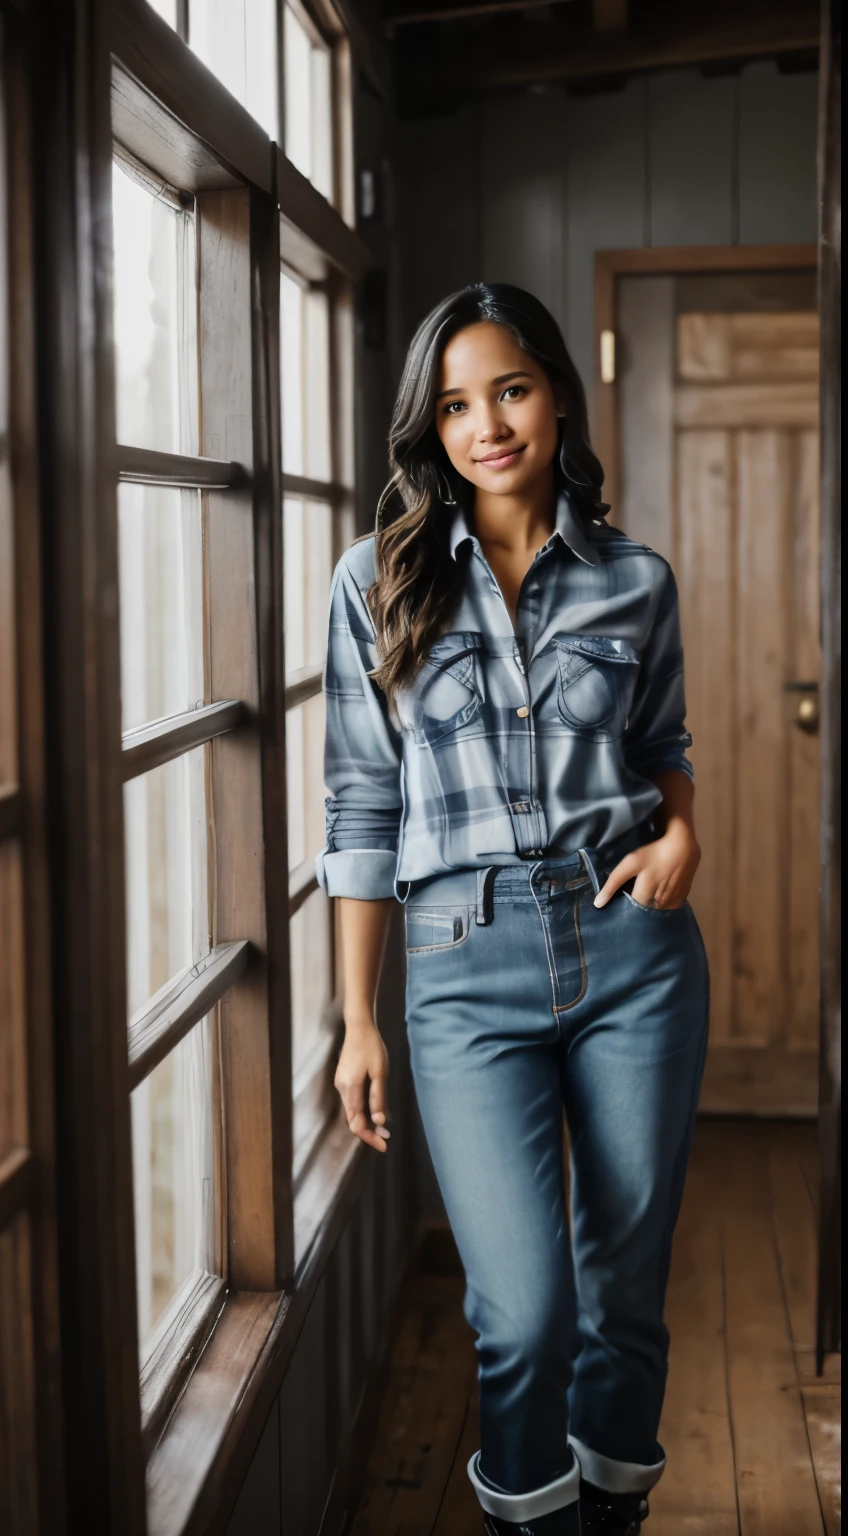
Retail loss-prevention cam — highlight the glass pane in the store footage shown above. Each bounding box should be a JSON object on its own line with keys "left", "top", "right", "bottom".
{"left": 280, "top": 272, "right": 331, "bottom": 481}
{"left": 147, "top": 0, "right": 177, "bottom": 24}
{"left": 124, "top": 747, "right": 209, "bottom": 1018}
{"left": 286, "top": 690, "right": 326, "bottom": 872}
{"left": 284, "top": 5, "right": 311, "bottom": 183}
{"left": 310, "top": 43, "right": 333, "bottom": 203}
{"left": 284, "top": 3, "right": 333, "bottom": 201}
{"left": 131, "top": 1017, "right": 220, "bottom": 1351}
{"left": 284, "top": 498, "right": 333, "bottom": 677}
{"left": 118, "top": 484, "right": 204, "bottom": 733}
{"left": 112, "top": 159, "right": 198, "bottom": 456}
{"left": 304, "top": 287, "right": 331, "bottom": 479}
{"left": 280, "top": 271, "right": 304, "bottom": 476}
{"left": 289, "top": 886, "right": 332, "bottom": 1080}
{"left": 191, "top": 0, "right": 278, "bottom": 140}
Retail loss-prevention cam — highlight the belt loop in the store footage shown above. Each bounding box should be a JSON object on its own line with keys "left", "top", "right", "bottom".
{"left": 578, "top": 847, "right": 602, "bottom": 897}
{"left": 476, "top": 866, "right": 498, "bottom": 926}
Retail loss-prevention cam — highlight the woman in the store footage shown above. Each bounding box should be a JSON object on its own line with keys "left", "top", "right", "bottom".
{"left": 317, "top": 284, "right": 709, "bottom": 1536}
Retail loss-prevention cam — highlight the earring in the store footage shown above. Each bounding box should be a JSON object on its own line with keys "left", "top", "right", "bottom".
{"left": 437, "top": 468, "right": 457, "bottom": 507}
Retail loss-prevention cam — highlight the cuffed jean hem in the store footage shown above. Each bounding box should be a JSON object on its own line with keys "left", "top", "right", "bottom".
{"left": 467, "top": 1449, "right": 581, "bottom": 1520}
{"left": 568, "top": 1436, "right": 666, "bottom": 1495}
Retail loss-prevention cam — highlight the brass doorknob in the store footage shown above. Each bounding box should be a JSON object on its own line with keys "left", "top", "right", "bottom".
{"left": 796, "top": 696, "right": 820, "bottom": 733}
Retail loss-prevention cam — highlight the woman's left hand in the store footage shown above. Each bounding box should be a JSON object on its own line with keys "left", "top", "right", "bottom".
{"left": 593, "top": 821, "right": 701, "bottom": 911}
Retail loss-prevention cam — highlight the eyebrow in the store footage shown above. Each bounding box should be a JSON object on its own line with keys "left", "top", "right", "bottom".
{"left": 435, "top": 370, "right": 535, "bottom": 401}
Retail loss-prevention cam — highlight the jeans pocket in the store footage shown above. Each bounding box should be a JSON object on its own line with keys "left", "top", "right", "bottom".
{"left": 623, "top": 888, "right": 689, "bottom": 918}
{"left": 405, "top": 905, "right": 471, "bottom": 953}
{"left": 556, "top": 634, "right": 639, "bottom": 742}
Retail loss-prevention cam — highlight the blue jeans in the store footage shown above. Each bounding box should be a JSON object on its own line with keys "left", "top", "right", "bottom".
{"left": 404, "top": 837, "right": 709, "bottom": 1524}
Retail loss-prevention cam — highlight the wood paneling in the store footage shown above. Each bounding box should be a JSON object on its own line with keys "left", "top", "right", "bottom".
{"left": 733, "top": 427, "right": 790, "bottom": 1047}
{"left": 674, "top": 379, "right": 818, "bottom": 428}
{"left": 0, "top": 1213, "right": 38, "bottom": 1536}
{"left": 788, "top": 430, "right": 821, "bottom": 1050}
{"left": 676, "top": 430, "right": 735, "bottom": 1042}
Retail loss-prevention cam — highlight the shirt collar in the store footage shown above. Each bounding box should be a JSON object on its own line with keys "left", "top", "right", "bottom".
{"left": 449, "top": 488, "right": 601, "bottom": 568}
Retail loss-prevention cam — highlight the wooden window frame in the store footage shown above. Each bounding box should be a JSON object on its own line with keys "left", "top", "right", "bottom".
{"left": 8, "top": 0, "right": 378, "bottom": 1532}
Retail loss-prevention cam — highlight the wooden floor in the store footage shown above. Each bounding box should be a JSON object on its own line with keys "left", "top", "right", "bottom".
{"left": 346, "top": 1122, "right": 841, "bottom": 1536}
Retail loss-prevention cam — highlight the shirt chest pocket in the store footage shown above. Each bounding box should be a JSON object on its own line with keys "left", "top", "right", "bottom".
{"left": 408, "top": 633, "right": 483, "bottom": 748}
{"left": 555, "top": 634, "right": 640, "bottom": 743}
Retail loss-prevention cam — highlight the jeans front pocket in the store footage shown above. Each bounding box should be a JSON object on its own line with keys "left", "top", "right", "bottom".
{"left": 405, "top": 905, "right": 471, "bottom": 954}
{"left": 556, "top": 634, "right": 640, "bottom": 742}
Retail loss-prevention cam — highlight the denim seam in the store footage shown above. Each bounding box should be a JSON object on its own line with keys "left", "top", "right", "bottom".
{"left": 406, "top": 908, "right": 472, "bottom": 955}
{"left": 623, "top": 891, "right": 687, "bottom": 918}
{"left": 552, "top": 889, "right": 588, "bottom": 1014}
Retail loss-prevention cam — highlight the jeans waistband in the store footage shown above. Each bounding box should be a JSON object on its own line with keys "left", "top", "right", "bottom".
{"left": 406, "top": 819, "right": 655, "bottom": 926}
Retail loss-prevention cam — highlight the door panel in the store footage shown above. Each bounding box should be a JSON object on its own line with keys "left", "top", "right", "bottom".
{"left": 618, "top": 278, "right": 820, "bottom": 1114}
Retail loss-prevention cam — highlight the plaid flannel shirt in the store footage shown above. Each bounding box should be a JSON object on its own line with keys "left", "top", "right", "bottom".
{"left": 317, "top": 492, "right": 693, "bottom": 901}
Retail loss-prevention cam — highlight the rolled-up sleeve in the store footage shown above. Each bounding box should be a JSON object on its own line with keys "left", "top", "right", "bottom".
{"left": 315, "top": 549, "right": 403, "bottom": 900}
{"left": 624, "top": 564, "right": 694, "bottom": 782}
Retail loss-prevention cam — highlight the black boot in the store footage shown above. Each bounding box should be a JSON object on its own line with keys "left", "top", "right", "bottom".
{"left": 579, "top": 1480, "right": 649, "bottom": 1535}
{"left": 483, "top": 1501, "right": 582, "bottom": 1535}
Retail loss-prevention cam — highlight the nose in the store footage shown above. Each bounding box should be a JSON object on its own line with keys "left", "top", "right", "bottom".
{"left": 475, "top": 403, "right": 511, "bottom": 443}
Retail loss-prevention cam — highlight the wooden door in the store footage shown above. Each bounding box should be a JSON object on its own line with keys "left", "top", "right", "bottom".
{"left": 617, "top": 273, "right": 820, "bottom": 1114}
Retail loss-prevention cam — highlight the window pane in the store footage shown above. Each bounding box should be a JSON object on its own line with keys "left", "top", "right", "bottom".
{"left": 280, "top": 272, "right": 331, "bottom": 481}
{"left": 284, "top": 498, "right": 333, "bottom": 677}
{"left": 286, "top": 691, "right": 326, "bottom": 872}
{"left": 284, "top": 3, "right": 333, "bottom": 201}
{"left": 131, "top": 1017, "right": 220, "bottom": 1351}
{"left": 147, "top": 0, "right": 177, "bottom": 24}
{"left": 124, "top": 748, "right": 209, "bottom": 1018}
{"left": 280, "top": 272, "right": 303, "bottom": 476}
{"left": 290, "top": 886, "right": 332, "bottom": 1081}
{"left": 112, "top": 160, "right": 198, "bottom": 456}
{"left": 118, "top": 484, "right": 204, "bottom": 733}
{"left": 190, "top": 0, "right": 278, "bottom": 140}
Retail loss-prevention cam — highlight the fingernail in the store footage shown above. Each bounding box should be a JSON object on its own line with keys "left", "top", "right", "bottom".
{"left": 593, "top": 896, "right": 603, "bottom": 908}
{"left": 376, "top": 1126, "right": 391, "bottom": 1139}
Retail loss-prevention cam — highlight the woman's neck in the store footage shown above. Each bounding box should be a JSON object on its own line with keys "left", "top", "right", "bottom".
{"left": 472, "top": 469, "right": 557, "bottom": 557}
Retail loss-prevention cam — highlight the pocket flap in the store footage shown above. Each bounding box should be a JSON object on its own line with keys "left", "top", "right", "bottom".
{"left": 425, "top": 631, "right": 484, "bottom": 670}
{"left": 557, "top": 634, "right": 639, "bottom": 666}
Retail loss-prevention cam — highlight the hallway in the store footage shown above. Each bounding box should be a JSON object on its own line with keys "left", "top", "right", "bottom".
{"left": 347, "top": 1121, "right": 840, "bottom": 1536}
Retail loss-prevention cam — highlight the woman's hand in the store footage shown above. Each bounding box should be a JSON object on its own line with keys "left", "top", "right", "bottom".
{"left": 594, "top": 819, "right": 701, "bottom": 911}
{"left": 334, "top": 1011, "right": 391, "bottom": 1153}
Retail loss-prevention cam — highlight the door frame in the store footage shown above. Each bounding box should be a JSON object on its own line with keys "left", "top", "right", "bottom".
{"left": 592, "top": 242, "right": 818, "bottom": 512}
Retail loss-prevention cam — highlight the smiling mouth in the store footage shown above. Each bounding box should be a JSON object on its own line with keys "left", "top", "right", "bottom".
{"left": 474, "top": 445, "right": 526, "bottom": 469}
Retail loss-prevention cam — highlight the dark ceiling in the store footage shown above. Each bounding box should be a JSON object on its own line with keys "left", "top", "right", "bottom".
{"left": 378, "top": 0, "right": 820, "bottom": 116}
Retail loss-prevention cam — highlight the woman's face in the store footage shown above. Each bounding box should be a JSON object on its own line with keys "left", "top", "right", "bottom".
{"left": 434, "top": 321, "right": 562, "bottom": 497}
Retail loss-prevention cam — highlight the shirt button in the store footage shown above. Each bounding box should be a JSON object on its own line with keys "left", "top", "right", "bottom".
{"left": 516, "top": 706, "right": 529, "bottom": 718}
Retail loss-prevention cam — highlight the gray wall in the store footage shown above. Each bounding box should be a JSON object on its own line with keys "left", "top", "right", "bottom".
{"left": 394, "top": 61, "right": 819, "bottom": 401}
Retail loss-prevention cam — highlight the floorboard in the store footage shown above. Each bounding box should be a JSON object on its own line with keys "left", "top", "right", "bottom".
{"left": 343, "top": 1124, "right": 840, "bottom": 1536}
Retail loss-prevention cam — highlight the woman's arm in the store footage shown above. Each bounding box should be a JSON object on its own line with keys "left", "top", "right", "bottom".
{"left": 594, "top": 770, "right": 701, "bottom": 910}
{"left": 334, "top": 897, "right": 396, "bottom": 1152}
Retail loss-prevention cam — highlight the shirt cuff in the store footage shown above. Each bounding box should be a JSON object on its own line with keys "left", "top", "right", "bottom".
{"left": 315, "top": 848, "right": 398, "bottom": 900}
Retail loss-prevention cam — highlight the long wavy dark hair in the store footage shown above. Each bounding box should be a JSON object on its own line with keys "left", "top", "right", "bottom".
{"left": 369, "top": 282, "right": 607, "bottom": 700}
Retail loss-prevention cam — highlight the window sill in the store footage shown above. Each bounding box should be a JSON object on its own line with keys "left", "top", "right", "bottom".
{"left": 145, "top": 1109, "right": 366, "bottom": 1536}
